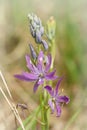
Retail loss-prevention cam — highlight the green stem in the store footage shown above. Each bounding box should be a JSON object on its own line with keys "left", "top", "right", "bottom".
{"left": 40, "top": 88, "right": 49, "bottom": 130}
{"left": 44, "top": 90, "right": 49, "bottom": 130}
{"left": 38, "top": 44, "right": 41, "bottom": 52}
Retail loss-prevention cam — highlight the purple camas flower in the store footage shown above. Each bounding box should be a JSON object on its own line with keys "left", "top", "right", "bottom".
{"left": 14, "top": 51, "right": 58, "bottom": 92}
{"left": 45, "top": 77, "right": 70, "bottom": 117}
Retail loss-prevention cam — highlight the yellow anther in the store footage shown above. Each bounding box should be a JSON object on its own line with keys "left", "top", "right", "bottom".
{"left": 62, "top": 89, "right": 64, "bottom": 92}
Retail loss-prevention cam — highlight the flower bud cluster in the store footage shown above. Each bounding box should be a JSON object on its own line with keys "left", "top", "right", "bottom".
{"left": 46, "top": 16, "right": 56, "bottom": 41}
{"left": 28, "top": 13, "right": 48, "bottom": 50}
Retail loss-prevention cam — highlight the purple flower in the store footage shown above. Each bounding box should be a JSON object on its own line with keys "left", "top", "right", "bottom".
{"left": 14, "top": 51, "right": 58, "bottom": 92}
{"left": 45, "top": 77, "right": 70, "bottom": 117}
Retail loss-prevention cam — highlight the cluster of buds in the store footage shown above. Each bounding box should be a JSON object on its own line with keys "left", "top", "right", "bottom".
{"left": 28, "top": 13, "right": 48, "bottom": 50}
{"left": 46, "top": 16, "right": 56, "bottom": 42}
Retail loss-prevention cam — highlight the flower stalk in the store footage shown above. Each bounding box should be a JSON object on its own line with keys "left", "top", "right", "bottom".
{"left": 40, "top": 88, "right": 49, "bottom": 130}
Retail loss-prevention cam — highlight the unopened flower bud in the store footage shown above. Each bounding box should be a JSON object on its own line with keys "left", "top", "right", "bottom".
{"left": 31, "top": 22, "right": 37, "bottom": 29}
{"left": 34, "top": 16, "right": 41, "bottom": 25}
{"left": 29, "top": 44, "right": 37, "bottom": 60}
{"left": 40, "top": 27, "right": 44, "bottom": 36}
{"left": 46, "top": 16, "right": 56, "bottom": 41}
{"left": 30, "top": 26, "right": 36, "bottom": 37}
{"left": 36, "top": 30, "right": 42, "bottom": 43}
{"left": 41, "top": 40, "right": 48, "bottom": 50}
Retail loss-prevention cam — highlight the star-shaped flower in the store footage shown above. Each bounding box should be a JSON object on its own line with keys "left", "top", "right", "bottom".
{"left": 14, "top": 51, "right": 57, "bottom": 92}
{"left": 45, "top": 77, "right": 70, "bottom": 117}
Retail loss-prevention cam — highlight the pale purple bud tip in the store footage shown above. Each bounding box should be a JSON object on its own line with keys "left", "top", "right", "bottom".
{"left": 30, "top": 26, "right": 36, "bottom": 37}
{"left": 36, "top": 30, "right": 42, "bottom": 43}
{"left": 29, "top": 44, "right": 37, "bottom": 60}
{"left": 40, "top": 27, "right": 44, "bottom": 36}
{"left": 41, "top": 39, "right": 48, "bottom": 50}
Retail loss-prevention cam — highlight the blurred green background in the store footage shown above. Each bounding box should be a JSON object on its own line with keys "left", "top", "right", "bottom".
{"left": 0, "top": 0, "right": 87, "bottom": 130}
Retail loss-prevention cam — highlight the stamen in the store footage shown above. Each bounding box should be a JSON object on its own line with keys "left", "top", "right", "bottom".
{"left": 62, "top": 88, "right": 64, "bottom": 93}
{"left": 52, "top": 98, "right": 55, "bottom": 102}
{"left": 59, "top": 88, "right": 64, "bottom": 95}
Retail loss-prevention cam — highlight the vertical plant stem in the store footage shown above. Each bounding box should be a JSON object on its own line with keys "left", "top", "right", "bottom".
{"left": 40, "top": 92, "right": 45, "bottom": 130}
{"left": 44, "top": 90, "right": 49, "bottom": 130}
{"left": 40, "top": 86, "right": 49, "bottom": 130}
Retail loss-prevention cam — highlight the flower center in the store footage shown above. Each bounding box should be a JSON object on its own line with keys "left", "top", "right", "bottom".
{"left": 39, "top": 73, "right": 44, "bottom": 78}
{"left": 52, "top": 97, "right": 55, "bottom": 102}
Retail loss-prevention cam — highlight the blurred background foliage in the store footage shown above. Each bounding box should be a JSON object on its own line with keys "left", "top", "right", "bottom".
{"left": 0, "top": 0, "right": 87, "bottom": 130}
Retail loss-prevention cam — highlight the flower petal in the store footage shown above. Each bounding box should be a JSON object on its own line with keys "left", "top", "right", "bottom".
{"left": 38, "top": 78, "right": 44, "bottom": 85}
{"left": 38, "top": 51, "right": 44, "bottom": 63}
{"left": 58, "top": 96, "right": 70, "bottom": 104}
{"left": 45, "top": 70, "right": 58, "bottom": 80}
{"left": 25, "top": 55, "right": 38, "bottom": 73}
{"left": 48, "top": 99, "right": 55, "bottom": 113}
{"left": 22, "top": 72, "right": 38, "bottom": 80}
{"left": 37, "top": 64, "right": 43, "bottom": 72}
{"left": 14, "top": 74, "right": 35, "bottom": 81}
{"left": 45, "top": 54, "right": 52, "bottom": 72}
{"left": 45, "top": 69, "right": 56, "bottom": 77}
{"left": 45, "top": 76, "right": 58, "bottom": 81}
{"left": 37, "top": 51, "right": 44, "bottom": 72}
{"left": 44, "top": 86, "right": 53, "bottom": 96}
{"left": 55, "top": 103, "right": 61, "bottom": 117}
{"left": 55, "top": 77, "right": 63, "bottom": 95}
